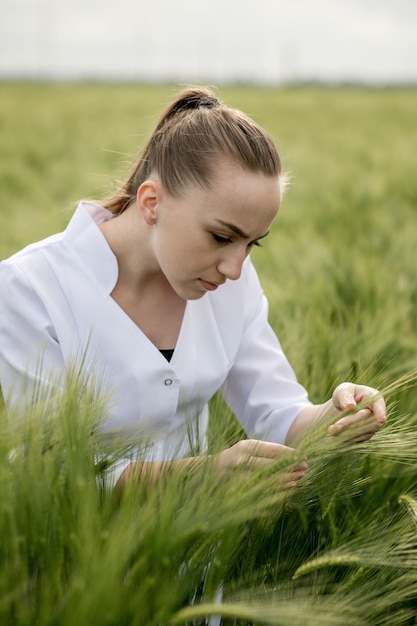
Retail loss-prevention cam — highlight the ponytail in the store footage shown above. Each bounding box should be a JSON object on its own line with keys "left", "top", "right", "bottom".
{"left": 103, "top": 87, "right": 281, "bottom": 214}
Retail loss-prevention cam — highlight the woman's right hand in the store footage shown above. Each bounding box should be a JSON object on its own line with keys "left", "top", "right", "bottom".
{"left": 215, "top": 439, "right": 308, "bottom": 488}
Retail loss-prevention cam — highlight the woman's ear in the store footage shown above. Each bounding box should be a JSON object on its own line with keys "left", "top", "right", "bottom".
{"left": 136, "top": 179, "right": 160, "bottom": 225}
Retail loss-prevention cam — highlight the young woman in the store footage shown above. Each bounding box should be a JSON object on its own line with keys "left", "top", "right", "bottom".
{"left": 0, "top": 87, "right": 386, "bottom": 489}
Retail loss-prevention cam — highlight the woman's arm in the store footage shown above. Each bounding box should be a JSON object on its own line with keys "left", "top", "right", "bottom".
{"left": 219, "top": 263, "right": 386, "bottom": 449}
{"left": 115, "top": 439, "right": 308, "bottom": 493}
{"left": 114, "top": 381, "right": 386, "bottom": 496}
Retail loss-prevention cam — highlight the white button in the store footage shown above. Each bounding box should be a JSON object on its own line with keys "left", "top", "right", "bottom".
{"left": 164, "top": 378, "right": 173, "bottom": 386}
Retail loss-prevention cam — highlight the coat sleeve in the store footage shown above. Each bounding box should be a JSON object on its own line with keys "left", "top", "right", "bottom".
{"left": 0, "top": 260, "right": 66, "bottom": 411}
{"left": 0, "top": 260, "right": 130, "bottom": 489}
{"left": 221, "top": 261, "right": 311, "bottom": 444}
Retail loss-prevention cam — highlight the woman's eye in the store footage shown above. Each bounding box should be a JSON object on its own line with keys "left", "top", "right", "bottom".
{"left": 212, "top": 233, "right": 232, "bottom": 245}
{"left": 212, "top": 233, "right": 263, "bottom": 248}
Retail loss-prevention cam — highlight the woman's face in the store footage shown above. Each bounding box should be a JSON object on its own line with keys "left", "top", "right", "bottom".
{"left": 148, "top": 160, "right": 281, "bottom": 300}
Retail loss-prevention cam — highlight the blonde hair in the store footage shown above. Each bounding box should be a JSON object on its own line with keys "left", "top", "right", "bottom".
{"left": 103, "top": 87, "right": 282, "bottom": 214}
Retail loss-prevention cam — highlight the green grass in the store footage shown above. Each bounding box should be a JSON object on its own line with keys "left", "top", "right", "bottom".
{"left": 1, "top": 82, "right": 417, "bottom": 624}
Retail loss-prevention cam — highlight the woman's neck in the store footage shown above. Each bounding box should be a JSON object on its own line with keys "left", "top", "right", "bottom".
{"left": 99, "top": 204, "right": 161, "bottom": 292}
{"left": 99, "top": 205, "right": 186, "bottom": 349}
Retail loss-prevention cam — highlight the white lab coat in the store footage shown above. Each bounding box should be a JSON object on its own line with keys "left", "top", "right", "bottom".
{"left": 0, "top": 201, "right": 311, "bottom": 481}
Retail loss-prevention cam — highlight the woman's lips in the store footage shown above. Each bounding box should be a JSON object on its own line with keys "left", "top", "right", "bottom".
{"left": 199, "top": 279, "right": 221, "bottom": 291}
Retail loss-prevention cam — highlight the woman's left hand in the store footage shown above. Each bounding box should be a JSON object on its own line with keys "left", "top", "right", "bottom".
{"left": 328, "top": 382, "right": 386, "bottom": 442}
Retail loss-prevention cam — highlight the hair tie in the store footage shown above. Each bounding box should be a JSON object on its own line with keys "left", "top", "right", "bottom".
{"left": 198, "top": 95, "right": 220, "bottom": 109}
{"left": 170, "top": 92, "right": 220, "bottom": 118}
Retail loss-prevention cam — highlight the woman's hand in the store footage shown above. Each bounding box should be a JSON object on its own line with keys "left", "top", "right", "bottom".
{"left": 286, "top": 382, "right": 387, "bottom": 446}
{"left": 115, "top": 440, "right": 307, "bottom": 495}
{"left": 328, "top": 382, "right": 387, "bottom": 442}
{"left": 215, "top": 439, "right": 308, "bottom": 488}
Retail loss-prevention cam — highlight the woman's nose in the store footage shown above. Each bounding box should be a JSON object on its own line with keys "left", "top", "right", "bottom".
{"left": 217, "top": 248, "right": 247, "bottom": 281}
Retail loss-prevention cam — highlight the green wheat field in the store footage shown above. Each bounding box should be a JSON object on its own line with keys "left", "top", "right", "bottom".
{"left": 1, "top": 82, "right": 417, "bottom": 625}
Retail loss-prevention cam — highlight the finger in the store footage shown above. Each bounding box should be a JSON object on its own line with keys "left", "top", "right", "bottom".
{"left": 271, "top": 465, "right": 308, "bottom": 489}
{"left": 337, "top": 425, "right": 382, "bottom": 443}
{"left": 366, "top": 396, "right": 387, "bottom": 424}
{"left": 328, "top": 411, "right": 383, "bottom": 440}
{"left": 342, "top": 384, "right": 387, "bottom": 423}
{"left": 328, "top": 408, "right": 373, "bottom": 434}
{"left": 328, "top": 408, "right": 382, "bottom": 434}
{"left": 333, "top": 382, "right": 357, "bottom": 411}
{"left": 284, "top": 470, "right": 306, "bottom": 488}
{"left": 338, "top": 421, "right": 382, "bottom": 442}
{"left": 347, "top": 431, "right": 379, "bottom": 443}
{"left": 291, "top": 468, "right": 307, "bottom": 481}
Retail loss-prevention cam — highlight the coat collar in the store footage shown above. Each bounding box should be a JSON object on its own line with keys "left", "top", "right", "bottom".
{"left": 63, "top": 201, "right": 119, "bottom": 294}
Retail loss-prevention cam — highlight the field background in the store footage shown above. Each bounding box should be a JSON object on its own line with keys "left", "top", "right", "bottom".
{"left": 1, "top": 83, "right": 417, "bottom": 624}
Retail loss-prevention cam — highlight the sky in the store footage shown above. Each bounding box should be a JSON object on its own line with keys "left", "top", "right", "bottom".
{"left": 1, "top": 0, "right": 417, "bottom": 84}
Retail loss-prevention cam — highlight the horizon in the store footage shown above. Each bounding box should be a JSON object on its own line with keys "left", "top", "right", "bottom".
{"left": 1, "top": 0, "right": 417, "bottom": 85}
